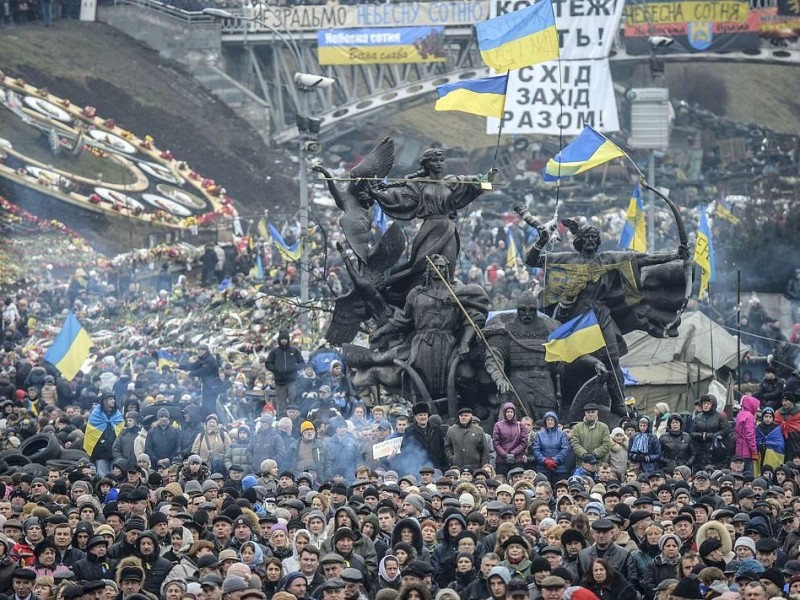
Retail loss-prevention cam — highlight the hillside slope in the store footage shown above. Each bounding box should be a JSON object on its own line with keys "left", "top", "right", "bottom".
{"left": 0, "top": 21, "right": 296, "bottom": 216}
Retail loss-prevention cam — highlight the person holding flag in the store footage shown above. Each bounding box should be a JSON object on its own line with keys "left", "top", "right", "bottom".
{"left": 83, "top": 393, "right": 123, "bottom": 477}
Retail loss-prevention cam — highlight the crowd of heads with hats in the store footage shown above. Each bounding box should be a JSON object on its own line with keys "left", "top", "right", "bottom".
{"left": 0, "top": 384, "right": 792, "bottom": 600}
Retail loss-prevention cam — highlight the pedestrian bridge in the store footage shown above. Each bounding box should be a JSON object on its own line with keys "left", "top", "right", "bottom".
{"left": 104, "top": 0, "right": 800, "bottom": 146}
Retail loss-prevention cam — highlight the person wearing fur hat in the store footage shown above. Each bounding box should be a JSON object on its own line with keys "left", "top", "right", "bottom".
{"left": 31, "top": 540, "right": 69, "bottom": 578}
{"left": 695, "top": 520, "right": 733, "bottom": 567}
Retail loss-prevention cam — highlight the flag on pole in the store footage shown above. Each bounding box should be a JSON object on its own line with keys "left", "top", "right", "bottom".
{"left": 255, "top": 254, "right": 265, "bottom": 280}
{"left": 544, "top": 310, "right": 606, "bottom": 363}
{"left": 268, "top": 223, "right": 303, "bottom": 262}
{"left": 43, "top": 312, "right": 93, "bottom": 381}
{"left": 694, "top": 205, "right": 716, "bottom": 297}
{"left": 619, "top": 182, "right": 647, "bottom": 252}
{"left": 544, "top": 126, "right": 626, "bottom": 181}
{"left": 475, "top": 0, "right": 559, "bottom": 71}
{"left": 506, "top": 227, "right": 521, "bottom": 267}
{"left": 435, "top": 74, "right": 509, "bottom": 118}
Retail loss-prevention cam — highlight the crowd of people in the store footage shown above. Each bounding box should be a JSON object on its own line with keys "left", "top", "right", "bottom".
{"left": 3, "top": 231, "right": 800, "bottom": 600}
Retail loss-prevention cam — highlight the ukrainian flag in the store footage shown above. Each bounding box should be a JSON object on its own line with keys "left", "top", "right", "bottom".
{"left": 43, "top": 312, "right": 93, "bottom": 381}
{"left": 268, "top": 223, "right": 303, "bottom": 262}
{"left": 544, "top": 126, "right": 626, "bottom": 181}
{"left": 694, "top": 205, "right": 716, "bottom": 297}
{"left": 83, "top": 403, "right": 123, "bottom": 457}
{"left": 475, "top": 0, "right": 559, "bottom": 71}
{"left": 435, "top": 74, "right": 509, "bottom": 118}
{"left": 716, "top": 198, "right": 739, "bottom": 224}
{"left": 544, "top": 310, "right": 606, "bottom": 363}
{"left": 506, "top": 226, "right": 520, "bottom": 267}
{"left": 619, "top": 182, "right": 647, "bottom": 252}
{"left": 156, "top": 349, "right": 178, "bottom": 370}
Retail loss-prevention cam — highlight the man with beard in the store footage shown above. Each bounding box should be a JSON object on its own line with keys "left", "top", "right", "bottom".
{"left": 484, "top": 291, "right": 561, "bottom": 420}
{"left": 135, "top": 531, "right": 172, "bottom": 596}
{"left": 265, "top": 330, "right": 305, "bottom": 417}
{"left": 517, "top": 207, "right": 687, "bottom": 416}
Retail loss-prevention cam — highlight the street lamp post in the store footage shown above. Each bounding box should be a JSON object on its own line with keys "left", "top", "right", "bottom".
{"left": 203, "top": 7, "right": 335, "bottom": 331}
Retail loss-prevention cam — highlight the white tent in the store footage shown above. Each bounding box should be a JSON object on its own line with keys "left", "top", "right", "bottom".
{"left": 620, "top": 310, "right": 749, "bottom": 413}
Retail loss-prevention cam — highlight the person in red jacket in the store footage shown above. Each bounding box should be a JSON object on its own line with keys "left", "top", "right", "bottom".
{"left": 492, "top": 402, "right": 528, "bottom": 477}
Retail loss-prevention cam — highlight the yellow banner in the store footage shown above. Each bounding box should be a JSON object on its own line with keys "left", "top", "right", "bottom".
{"left": 542, "top": 261, "right": 642, "bottom": 308}
{"left": 318, "top": 44, "right": 445, "bottom": 65}
{"left": 624, "top": 1, "right": 749, "bottom": 25}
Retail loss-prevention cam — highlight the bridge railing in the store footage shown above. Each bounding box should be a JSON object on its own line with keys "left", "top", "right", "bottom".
{"left": 111, "top": 0, "right": 215, "bottom": 25}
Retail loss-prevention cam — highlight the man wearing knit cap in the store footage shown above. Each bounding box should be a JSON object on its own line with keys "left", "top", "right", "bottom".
{"left": 108, "top": 516, "right": 144, "bottom": 560}
{"left": 144, "top": 408, "right": 180, "bottom": 468}
{"left": 402, "top": 494, "right": 425, "bottom": 518}
{"left": 671, "top": 577, "right": 703, "bottom": 600}
{"left": 221, "top": 575, "right": 248, "bottom": 600}
{"left": 287, "top": 421, "right": 327, "bottom": 481}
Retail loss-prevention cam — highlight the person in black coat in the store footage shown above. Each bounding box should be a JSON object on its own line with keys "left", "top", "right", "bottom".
{"left": 72, "top": 535, "right": 117, "bottom": 581}
{"left": 659, "top": 414, "right": 693, "bottom": 472}
{"left": 399, "top": 403, "right": 447, "bottom": 474}
{"left": 264, "top": 330, "right": 305, "bottom": 417}
{"left": 144, "top": 408, "right": 181, "bottom": 468}
{"left": 180, "top": 344, "right": 221, "bottom": 418}
{"left": 112, "top": 411, "right": 141, "bottom": 466}
{"left": 136, "top": 530, "right": 173, "bottom": 597}
{"left": 689, "top": 395, "right": 729, "bottom": 469}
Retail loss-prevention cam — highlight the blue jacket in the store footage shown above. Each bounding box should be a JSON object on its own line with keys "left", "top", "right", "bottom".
{"left": 532, "top": 412, "right": 572, "bottom": 473}
{"left": 325, "top": 433, "right": 361, "bottom": 482}
{"left": 628, "top": 417, "right": 662, "bottom": 473}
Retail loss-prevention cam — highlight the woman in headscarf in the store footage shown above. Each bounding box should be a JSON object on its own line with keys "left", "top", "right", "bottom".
{"left": 652, "top": 403, "right": 671, "bottom": 436}
{"left": 532, "top": 412, "right": 572, "bottom": 485}
{"left": 378, "top": 555, "right": 401, "bottom": 590}
{"left": 628, "top": 416, "right": 662, "bottom": 473}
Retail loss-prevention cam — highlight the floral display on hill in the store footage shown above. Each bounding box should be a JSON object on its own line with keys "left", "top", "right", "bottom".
{"left": 0, "top": 71, "right": 238, "bottom": 229}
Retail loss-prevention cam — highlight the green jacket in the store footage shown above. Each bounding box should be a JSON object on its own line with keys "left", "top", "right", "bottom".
{"left": 570, "top": 419, "right": 611, "bottom": 460}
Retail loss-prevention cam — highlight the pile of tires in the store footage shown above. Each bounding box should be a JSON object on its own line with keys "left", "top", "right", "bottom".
{"left": 0, "top": 433, "right": 90, "bottom": 475}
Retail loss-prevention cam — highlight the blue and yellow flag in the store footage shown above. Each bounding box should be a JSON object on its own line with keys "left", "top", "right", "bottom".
{"left": 544, "top": 310, "right": 606, "bottom": 363}
{"left": 156, "top": 349, "right": 177, "bottom": 370}
{"left": 475, "top": 0, "right": 559, "bottom": 71}
{"left": 43, "top": 312, "right": 92, "bottom": 381}
{"left": 435, "top": 74, "right": 509, "bottom": 118}
{"left": 268, "top": 223, "right": 303, "bottom": 262}
{"left": 715, "top": 198, "right": 739, "bottom": 224}
{"left": 544, "top": 126, "right": 626, "bottom": 181}
{"left": 506, "top": 227, "right": 520, "bottom": 267}
{"left": 257, "top": 217, "right": 270, "bottom": 241}
{"left": 694, "top": 205, "right": 716, "bottom": 297}
{"left": 83, "top": 404, "right": 123, "bottom": 457}
{"left": 619, "top": 182, "right": 647, "bottom": 252}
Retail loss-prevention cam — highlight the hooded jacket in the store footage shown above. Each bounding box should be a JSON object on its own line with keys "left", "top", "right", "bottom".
{"left": 280, "top": 529, "right": 311, "bottom": 575}
{"left": 696, "top": 521, "right": 733, "bottom": 564}
{"left": 265, "top": 334, "right": 305, "bottom": 385}
{"left": 736, "top": 395, "right": 759, "bottom": 458}
{"left": 531, "top": 411, "right": 572, "bottom": 474}
{"left": 72, "top": 546, "right": 117, "bottom": 581}
{"left": 112, "top": 423, "right": 140, "bottom": 465}
{"left": 321, "top": 506, "right": 377, "bottom": 576}
{"left": 628, "top": 417, "right": 662, "bottom": 473}
{"left": 689, "top": 397, "right": 729, "bottom": 467}
{"left": 658, "top": 415, "right": 692, "bottom": 471}
{"left": 433, "top": 513, "right": 467, "bottom": 587}
{"left": 252, "top": 424, "right": 286, "bottom": 472}
{"left": 137, "top": 530, "right": 174, "bottom": 596}
{"left": 491, "top": 402, "right": 528, "bottom": 459}
{"left": 144, "top": 421, "right": 181, "bottom": 466}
